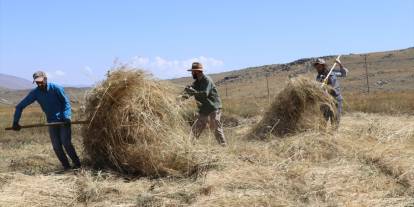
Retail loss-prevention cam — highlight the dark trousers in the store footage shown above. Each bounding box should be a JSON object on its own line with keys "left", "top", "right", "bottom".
{"left": 48, "top": 125, "right": 81, "bottom": 168}
{"left": 336, "top": 99, "right": 343, "bottom": 124}
{"left": 321, "top": 98, "right": 343, "bottom": 127}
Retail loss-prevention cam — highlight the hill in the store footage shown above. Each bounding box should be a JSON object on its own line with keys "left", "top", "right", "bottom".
{"left": 0, "top": 73, "right": 33, "bottom": 90}
{"left": 172, "top": 47, "right": 414, "bottom": 95}
{"left": 1, "top": 47, "right": 413, "bottom": 106}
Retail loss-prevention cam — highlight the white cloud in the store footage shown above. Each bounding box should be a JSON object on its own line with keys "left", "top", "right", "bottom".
{"left": 132, "top": 56, "right": 149, "bottom": 66}
{"left": 55, "top": 70, "right": 65, "bottom": 76}
{"left": 130, "top": 56, "right": 225, "bottom": 79}
{"left": 81, "top": 66, "right": 99, "bottom": 82}
{"left": 42, "top": 70, "right": 65, "bottom": 80}
{"left": 45, "top": 71, "right": 54, "bottom": 79}
{"left": 84, "top": 66, "right": 93, "bottom": 74}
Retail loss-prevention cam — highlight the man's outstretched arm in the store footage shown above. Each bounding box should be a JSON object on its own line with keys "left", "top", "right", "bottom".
{"left": 13, "top": 90, "right": 37, "bottom": 124}
{"left": 333, "top": 60, "right": 349, "bottom": 78}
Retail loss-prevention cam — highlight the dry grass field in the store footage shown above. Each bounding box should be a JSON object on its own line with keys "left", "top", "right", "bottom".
{"left": 0, "top": 48, "right": 413, "bottom": 206}
{"left": 1, "top": 89, "right": 413, "bottom": 206}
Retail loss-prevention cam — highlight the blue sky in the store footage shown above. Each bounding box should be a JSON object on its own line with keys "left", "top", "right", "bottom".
{"left": 1, "top": 0, "right": 413, "bottom": 86}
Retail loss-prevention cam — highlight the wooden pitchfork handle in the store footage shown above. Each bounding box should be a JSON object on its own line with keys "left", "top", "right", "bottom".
{"left": 5, "top": 120, "right": 89, "bottom": 130}
{"left": 321, "top": 55, "right": 342, "bottom": 87}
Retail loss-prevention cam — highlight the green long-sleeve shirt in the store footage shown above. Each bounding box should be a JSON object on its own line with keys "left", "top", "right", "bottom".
{"left": 185, "top": 74, "right": 222, "bottom": 115}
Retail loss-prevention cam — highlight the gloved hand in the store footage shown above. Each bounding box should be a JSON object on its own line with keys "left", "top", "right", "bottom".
{"left": 179, "top": 94, "right": 190, "bottom": 100}
{"left": 63, "top": 118, "right": 71, "bottom": 127}
{"left": 328, "top": 88, "right": 337, "bottom": 97}
{"left": 184, "top": 86, "right": 197, "bottom": 94}
{"left": 12, "top": 122, "right": 21, "bottom": 131}
{"left": 335, "top": 59, "right": 343, "bottom": 68}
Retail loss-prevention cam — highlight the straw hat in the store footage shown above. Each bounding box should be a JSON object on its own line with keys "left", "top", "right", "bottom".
{"left": 187, "top": 62, "right": 203, "bottom": 71}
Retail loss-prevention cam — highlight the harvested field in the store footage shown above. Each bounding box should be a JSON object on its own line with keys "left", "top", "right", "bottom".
{"left": 1, "top": 107, "right": 413, "bottom": 206}
{"left": 0, "top": 70, "right": 413, "bottom": 206}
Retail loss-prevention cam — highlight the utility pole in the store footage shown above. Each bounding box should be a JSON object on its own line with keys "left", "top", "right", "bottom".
{"left": 266, "top": 74, "right": 270, "bottom": 104}
{"left": 363, "top": 54, "right": 370, "bottom": 93}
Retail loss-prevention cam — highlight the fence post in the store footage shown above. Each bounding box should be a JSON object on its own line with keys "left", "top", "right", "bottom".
{"left": 266, "top": 74, "right": 270, "bottom": 104}
{"left": 363, "top": 54, "right": 370, "bottom": 93}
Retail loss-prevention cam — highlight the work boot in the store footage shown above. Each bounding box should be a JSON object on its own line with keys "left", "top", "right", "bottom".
{"left": 220, "top": 142, "right": 228, "bottom": 147}
{"left": 72, "top": 164, "right": 81, "bottom": 170}
{"left": 54, "top": 166, "right": 71, "bottom": 174}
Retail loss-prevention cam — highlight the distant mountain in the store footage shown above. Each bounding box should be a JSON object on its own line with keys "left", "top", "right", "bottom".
{"left": 0, "top": 73, "right": 34, "bottom": 90}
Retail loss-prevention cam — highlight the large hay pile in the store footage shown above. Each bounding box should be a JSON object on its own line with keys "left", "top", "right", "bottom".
{"left": 252, "top": 77, "right": 337, "bottom": 138}
{"left": 82, "top": 68, "right": 197, "bottom": 177}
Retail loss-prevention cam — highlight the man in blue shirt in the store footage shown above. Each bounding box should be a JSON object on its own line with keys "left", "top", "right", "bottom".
{"left": 313, "top": 58, "right": 349, "bottom": 125}
{"left": 12, "top": 71, "right": 81, "bottom": 171}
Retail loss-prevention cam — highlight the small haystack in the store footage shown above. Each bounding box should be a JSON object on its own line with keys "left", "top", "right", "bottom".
{"left": 82, "top": 68, "right": 197, "bottom": 177}
{"left": 252, "top": 77, "right": 337, "bottom": 138}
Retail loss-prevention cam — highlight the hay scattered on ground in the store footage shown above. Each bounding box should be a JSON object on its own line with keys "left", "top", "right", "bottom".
{"left": 8, "top": 155, "right": 56, "bottom": 175}
{"left": 82, "top": 68, "right": 199, "bottom": 177}
{"left": 252, "top": 77, "right": 337, "bottom": 138}
{"left": 1, "top": 113, "right": 414, "bottom": 206}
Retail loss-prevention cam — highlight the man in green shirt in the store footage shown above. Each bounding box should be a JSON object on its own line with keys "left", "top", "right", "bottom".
{"left": 183, "top": 62, "right": 227, "bottom": 146}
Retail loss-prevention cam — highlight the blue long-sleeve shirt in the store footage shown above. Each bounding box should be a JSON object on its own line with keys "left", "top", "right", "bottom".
{"left": 13, "top": 82, "right": 71, "bottom": 123}
{"left": 316, "top": 67, "right": 348, "bottom": 101}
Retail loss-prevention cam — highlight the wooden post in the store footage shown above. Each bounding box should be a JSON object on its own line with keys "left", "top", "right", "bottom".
{"left": 363, "top": 54, "right": 370, "bottom": 93}
{"left": 266, "top": 75, "right": 270, "bottom": 104}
